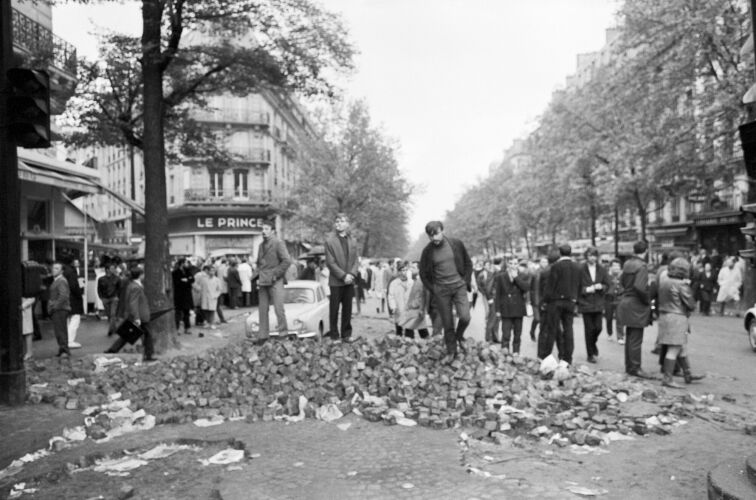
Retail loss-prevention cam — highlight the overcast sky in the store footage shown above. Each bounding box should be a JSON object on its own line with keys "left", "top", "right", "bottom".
{"left": 53, "top": 0, "right": 619, "bottom": 238}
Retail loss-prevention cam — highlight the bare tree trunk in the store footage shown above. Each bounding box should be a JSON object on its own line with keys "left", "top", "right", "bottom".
{"left": 633, "top": 189, "right": 648, "bottom": 242}
{"left": 523, "top": 227, "right": 531, "bottom": 258}
{"left": 361, "top": 230, "right": 370, "bottom": 257}
{"left": 142, "top": 0, "right": 177, "bottom": 352}
{"left": 590, "top": 204, "right": 597, "bottom": 247}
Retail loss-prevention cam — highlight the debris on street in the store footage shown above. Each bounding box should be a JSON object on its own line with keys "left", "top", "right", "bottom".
{"left": 24, "top": 336, "right": 713, "bottom": 449}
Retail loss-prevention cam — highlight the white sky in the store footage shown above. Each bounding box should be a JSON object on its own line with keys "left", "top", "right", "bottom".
{"left": 52, "top": 0, "right": 619, "bottom": 238}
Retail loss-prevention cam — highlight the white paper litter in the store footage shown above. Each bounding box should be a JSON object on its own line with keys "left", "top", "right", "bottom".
{"left": 604, "top": 432, "right": 635, "bottom": 442}
{"left": 565, "top": 485, "right": 608, "bottom": 496}
{"left": 62, "top": 426, "right": 87, "bottom": 441}
{"left": 336, "top": 422, "right": 352, "bottom": 431}
{"left": 193, "top": 416, "right": 225, "bottom": 427}
{"left": 94, "top": 356, "right": 125, "bottom": 373}
{"left": 396, "top": 417, "right": 417, "bottom": 427}
{"left": 93, "top": 456, "right": 149, "bottom": 473}
{"left": 67, "top": 378, "right": 85, "bottom": 386}
{"left": 200, "top": 449, "right": 245, "bottom": 466}
{"left": 316, "top": 403, "right": 343, "bottom": 422}
{"left": 284, "top": 395, "right": 308, "bottom": 422}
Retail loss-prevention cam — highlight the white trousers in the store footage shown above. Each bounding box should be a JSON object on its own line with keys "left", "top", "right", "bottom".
{"left": 67, "top": 314, "right": 81, "bottom": 344}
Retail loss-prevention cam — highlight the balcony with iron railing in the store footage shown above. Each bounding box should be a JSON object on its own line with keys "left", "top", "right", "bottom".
{"left": 193, "top": 108, "right": 270, "bottom": 126}
{"left": 184, "top": 188, "right": 272, "bottom": 205}
{"left": 12, "top": 8, "right": 77, "bottom": 77}
{"left": 227, "top": 146, "right": 271, "bottom": 163}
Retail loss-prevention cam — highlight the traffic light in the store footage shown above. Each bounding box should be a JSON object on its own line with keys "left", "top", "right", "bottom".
{"left": 7, "top": 68, "right": 51, "bottom": 149}
{"left": 741, "top": 203, "right": 756, "bottom": 263}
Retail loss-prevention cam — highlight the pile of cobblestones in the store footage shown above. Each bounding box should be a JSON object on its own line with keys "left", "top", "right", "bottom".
{"left": 26, "top": 336, "right": 696, "bottom": 446}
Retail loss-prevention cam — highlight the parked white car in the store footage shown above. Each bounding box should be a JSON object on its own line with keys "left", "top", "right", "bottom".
{"left": 245, "top": 280, "right": 329, "bottom": 339}
{"left": 744, "top": 305, "right": 756, "bottom": 352}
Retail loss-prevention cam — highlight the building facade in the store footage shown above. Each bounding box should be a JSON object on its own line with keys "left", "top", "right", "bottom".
{"left": 75, "top": 88, "right": 313, "bottom": 259}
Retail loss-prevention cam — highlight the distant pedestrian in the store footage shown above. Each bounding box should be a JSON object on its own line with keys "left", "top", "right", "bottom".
{"left": 98, "top": 263, "right": 121, "bottom": 336}
{"left": 324, "top": 213, "right": 360, "bottom": 341}
{"left": 418, "top": 220, "right": 473, "bottom": 360}
{"left": 617, "top": 241, "right": 653, "bottom": 379}
{"left": 542, "top": 244, "right": 581, "bottom": 364}
{"left": 21, "top": 296, "right": 35, "bottom": 360}
{"left": 105, "top": 267, "right": 155, "bottom": 362}
{"left": 536, "top": 250, "right": 561, "bottom": 359}
{"left": 238, "top": 257, "right": 253, "bottom": 307}
{"left": 494, "top": 254, "right": 530, "bottom": 354}
{"left": 200, "top": 265, "right": 222, "bottom": 329}
{"left": 578, "top": 247, "right": 610, "bottom": 364}
{"left": 226, "top": 260, "right": 242, "bottom": 309}
{"left": 172, "top": 258, "right": 194, "bottom": 334}
{"left": 388, "top": 261, "right": 412, "bottom": 336}
{"left": 605, "top": 259, "right": 624, "bottom": 343}
{"left": 256, "top": 219, "right": 292, "bottom": 344}
{"left": 48, "top": 261, "right": 71, "bottom": 358}
{"left": 299, "top": 260, "right": 317, "bottom": 281}
{"left": 316, "top": 260, "right": 330, "bottom": 297}
{"left": 529, "top": 257, "right": 549, "bottom": 342}
{"left": 695, "top": 262, "right": 717, "bottom": 315}
{"left": 483, "top": 258, "right": 501, "bottom": 343}
{"left": 716, "top": 257, "right": 741, "bottom": 315}
{"left": 399, "top": 261, "right": 430, "bottom": 339}
{"left": 63, "top": 258, "right": 84, "bottom": 349}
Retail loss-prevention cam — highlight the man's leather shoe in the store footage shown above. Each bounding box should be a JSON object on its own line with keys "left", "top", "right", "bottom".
{"left": 587, "top": 356, "right": 597, "bottom": 364}
{"left": 630, "top": 369, "right": 655, "bottom": 380}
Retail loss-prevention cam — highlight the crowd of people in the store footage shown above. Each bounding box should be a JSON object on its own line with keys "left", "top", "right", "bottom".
{"left": 20, "top": 213, "right": 746, "bottom": 385}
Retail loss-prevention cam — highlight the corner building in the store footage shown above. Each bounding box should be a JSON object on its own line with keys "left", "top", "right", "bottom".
{"left": 164, "top": 89, "right": 314, "bottom": 258}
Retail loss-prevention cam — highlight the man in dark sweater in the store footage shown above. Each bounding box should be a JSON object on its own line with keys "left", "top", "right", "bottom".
{"left": 542, "top": 244, "right": 581, "bottom": 364}
{"left": 419, "top": 220, "right": 473, "bottom": 360}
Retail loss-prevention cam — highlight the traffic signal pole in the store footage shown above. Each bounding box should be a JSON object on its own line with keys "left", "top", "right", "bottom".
{"left": 0, "top": 0, "right": 27, "bottom": 405}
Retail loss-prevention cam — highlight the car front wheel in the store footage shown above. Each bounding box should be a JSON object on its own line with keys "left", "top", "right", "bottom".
{"left": 748, "top": 317, "right": 756, "bottom": 352}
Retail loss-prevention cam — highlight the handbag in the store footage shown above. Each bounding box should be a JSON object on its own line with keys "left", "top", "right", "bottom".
{"left": 116, "top": 319, "right": 145, "bottom": 344}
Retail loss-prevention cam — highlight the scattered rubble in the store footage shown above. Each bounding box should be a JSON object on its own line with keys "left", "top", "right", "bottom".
{"left": 24, "top": 336, "right": 707, "bottom": 448}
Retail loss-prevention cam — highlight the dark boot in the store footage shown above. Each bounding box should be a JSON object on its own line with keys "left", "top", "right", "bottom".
{"left": 677, "top": 357, "right": 704, "bottom": 384}
{"left": 662, "top": 358, "right": 683, "bottom": 388}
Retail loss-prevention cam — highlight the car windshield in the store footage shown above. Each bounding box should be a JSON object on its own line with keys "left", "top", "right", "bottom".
{"left": 284, "top": 288, "right": 315, "bottom": 304}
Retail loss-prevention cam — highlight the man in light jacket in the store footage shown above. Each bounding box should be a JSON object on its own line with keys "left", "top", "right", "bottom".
{"left": 324, "top": 213, "right": 359, "bottom": 341}
{"left": 48, "top": 261, "right": 71, "bottom": 357}
{"left": 255, "top": 219, "right": 291, "bottom": 343}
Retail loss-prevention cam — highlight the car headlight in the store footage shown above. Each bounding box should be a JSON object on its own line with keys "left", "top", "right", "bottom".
{"left": 249, "top": 321, "right": 259, "bottom": 332}
{"left": 291, "top": 319, "right": 304, "bottom": 330}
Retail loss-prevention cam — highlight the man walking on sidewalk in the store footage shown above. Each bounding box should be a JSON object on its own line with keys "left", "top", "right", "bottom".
{"left": 617, "top": 240, "right": 654, "bottom": 378}
{"left": 48, "top": 261, "right": 71, "bottom": 358}
{"left": 255, "top": 219, "right": 291, "bottom": 344}
{"left": 106, "top": 267, "right": 155, "bottom": 362}
{"left": 578, "top": 247, "right": 610, "bottom": 364}
{"left": 325, "top": 213, "right": 360, "bottom": 342}
{"left": 419, "top": 220, "right": 473, "bottom": 360}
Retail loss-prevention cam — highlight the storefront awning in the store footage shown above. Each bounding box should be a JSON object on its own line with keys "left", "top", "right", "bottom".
{"left": 648, "top": 226, "right": 691, "bottom": 238}
{"left": 18, "top": 160, "right": 102, "bottom": 197}
{"left": 18, "top": 148, "right": 103, "bottom": 198}
{"left": 95, "top": 182, "right": 145, "bottom": 216}
{"left": 692, "top": 210, "right": 744, "bottom": 227}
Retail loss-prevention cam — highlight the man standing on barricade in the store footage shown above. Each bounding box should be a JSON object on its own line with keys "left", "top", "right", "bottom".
{"left": 325, "top": 213, "right": 360, "bottom": 342}
{"left": 255, "top": 219, "right": 291, "bottom": 345}
{"left": 419, "top": 220, "right": 472, "bottom": 361}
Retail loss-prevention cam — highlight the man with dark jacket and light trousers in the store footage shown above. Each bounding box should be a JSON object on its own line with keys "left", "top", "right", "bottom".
{"left": 325, "top": 213, "right": 360, "bottom": 341}
{"left": 419, "top": 221, "right": 473, "bottom": 360}
{"left": 256, "top": 219, "right": 292, "bottom": 344}
{"left": 617, "top": 240, "right": 654, "bottom": 378}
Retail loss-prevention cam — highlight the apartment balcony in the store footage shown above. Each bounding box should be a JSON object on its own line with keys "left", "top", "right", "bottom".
{"left": 227, "top": 146, "right": 271, "bottom": 164}
{"left": 193, "top": 108, "right": 270, "bottom": 127}
{"left": 184, "top": 188, "right": 272, "bottom": 206}
{"left": 12, "top": 7, "right": 77, "bottom": 115}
